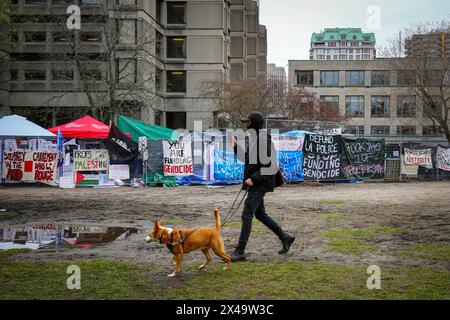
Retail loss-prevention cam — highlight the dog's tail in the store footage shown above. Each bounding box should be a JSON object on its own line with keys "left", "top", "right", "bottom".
{"left": 214, "top": 208, "right": 221, "bottom": 231}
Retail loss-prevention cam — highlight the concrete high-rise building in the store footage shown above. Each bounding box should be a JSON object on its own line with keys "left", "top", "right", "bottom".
{"left": 267, "top": 63, "right": 286, "bottom": 82}
{"left": 310, "top": 28, "right": 376, "bottom": 61}
{"left": 0, "top": 0, "right": 267, "bottom": 130}
{"left": 405, "top": 32, "right": 450, "bottom": 59}
{"left": 229, "top": 0, "right": 266, "bottom": 83}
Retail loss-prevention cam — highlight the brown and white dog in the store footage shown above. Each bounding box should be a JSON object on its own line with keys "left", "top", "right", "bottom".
{"left": 145, "top": 208, "right": 231, "bottom": 277}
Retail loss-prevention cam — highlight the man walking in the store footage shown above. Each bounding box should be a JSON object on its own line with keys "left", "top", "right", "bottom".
{"left": 231, "top": 111, "right": 295, "bottom": 261}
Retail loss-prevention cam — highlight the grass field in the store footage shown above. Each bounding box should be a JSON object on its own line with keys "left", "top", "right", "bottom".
{"left": 1, "top": 250, "right": 449, "bottom": 300}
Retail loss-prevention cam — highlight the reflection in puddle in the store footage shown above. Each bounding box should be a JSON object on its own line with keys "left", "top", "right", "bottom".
{"left": 0, "top": 224, "right": 138, "bottom": 251}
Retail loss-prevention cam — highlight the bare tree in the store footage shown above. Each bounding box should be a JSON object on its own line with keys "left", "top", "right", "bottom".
{"left": 284, "top": 87, "right": 348, "bottom": 123}
{"left": 47, "top": 1, "right": 159, "bottom": 124}
{"left": 379, "top": 19, "right": 450, "bottom": 143}
{"left": 201, "top": 75, "right": 288, "bottom": 127}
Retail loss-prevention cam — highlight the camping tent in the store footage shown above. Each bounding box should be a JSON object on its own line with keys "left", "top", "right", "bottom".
{"left": 48, "top": 116, "right": 110, "bottom": 139}
{"left": 0, "top": 115, "right": 56, "bottom": 138}
{"left": 117, "top": 115, "right": 177, "bottom": 142}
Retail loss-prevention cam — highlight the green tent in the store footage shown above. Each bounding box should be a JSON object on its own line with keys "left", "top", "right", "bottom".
{"left": 117, "top": 115, "right": 178, "bottom": 142}
{"left": 117, "top": 115, "right": 178, "bottom": 187}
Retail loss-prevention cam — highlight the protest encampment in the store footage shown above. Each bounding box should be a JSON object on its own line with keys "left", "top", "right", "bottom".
{"left": 0, "top": 0, "right": 449, "bottom": 309}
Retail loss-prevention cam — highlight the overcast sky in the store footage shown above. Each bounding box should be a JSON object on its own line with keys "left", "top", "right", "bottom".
{"left": 259, "top": 0, "right": 450, "bottom": 68}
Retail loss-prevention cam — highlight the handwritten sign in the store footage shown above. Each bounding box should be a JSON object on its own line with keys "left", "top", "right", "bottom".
{"left": 109, "top": 164, "right": 130, "bottom": 180}
{"left": 342, "top": 138, "right": 385, "bottom": 179}
{"left": 2, "top": 151, "right": 57, "bottom": 182}
{"left": 273, "top": 135, "right": 304, "bottom": 151}
{"left": 437, "top": 146, "right": 450, "bottom": 171}
{"left": 302, "top": 134, "right": 342, "bottom": 181}
{"left": 163, "top": 140, "right": 193, "bottom": 176}
{"left": 73, "top": 149, "right": 109, "bottom": 171}
{"left": 404, "top": 148, "right": 432, "bottom": 166}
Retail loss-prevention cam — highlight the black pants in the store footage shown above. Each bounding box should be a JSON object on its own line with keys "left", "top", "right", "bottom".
{"left": 236, "top": 190, "right": 285, "bottom": 252}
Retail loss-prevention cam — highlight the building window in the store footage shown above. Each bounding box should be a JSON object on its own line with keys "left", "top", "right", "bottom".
{"left": 371, "top": 126, "right": 390, "bottom": 135}
{"left": 115, "top": 59, "right": 137, "bottom": 83}
{"left": 167, "top": 2, "right": 186, "bottom": 24}
{"left": 397, "top": 70, "right": 416, "bottom": 86}
{"left": 320, "top": 71, "right": 339, "bottom": 86}
{"left": 344, "top": 126, "right": 364, "bottom": 135}
{"left": 166, "top": 71, "right": 186, "bottom": 93}
{"left": 10, "top": 32, "right": 18, "bottom": 42}
{"left": 423, "top": 126, "right": 443, "bottom": 136}
{"left": 167, "top": 37, "right": 186, "bottom": 59}
{"left": 156, "top": 0, "right": 163, "bottom": 23}
{"left": 397, "top": 96, "right": 416, "bottom": 117}
{"left": 371, "top": 96, "right": 390, "bottom": 117}
{"left": 345, "top": 70, "right": 365, "bottom": 86}
{"left": 80, "top": 0, "right": 102, "bottom": 4}
{"left": 52, "top": 69, "right": 74, "bottom": 81}
{"left": 320, "top": 96, "right": 339, "bottom": 108}
{"left": 328, "top": 42, "right": 336, "bottom": 47}
{"left": 155, "top": 30, "right": 163, "bottom": 59}
{"left": 371, "top": 71, "right": 390, "bottom": 86}
{"left": 52, "top": 31, "right": 74, "bottom": 43}
{"left": 24, "top": 70, "right": 46, "bottom": 81}
{"left": 24, "top": 31, "right": 46, "bottom": 42}
{"left": 424, "top": 70, "right": 442, "bottom": 87}
{"left": 345, "top": 96, "right": 365, "bottom": 117}
{"left": 80, "top": 32, "right": 102, "bottom": 43}
{"left": 351, "top": 41, "right": 359, "bottom": 47}
{"left": 80, "top": 69, "right": 102, "bottom": 81}
{"left": 295, "top": 71, "right": 313, "bottom": 86}
{"left": 10, "top": 70, "right": 18, "bottom": 81}
{"left": 397, "top": 126, "right": 416, "bottom": 136}
{"left": 24, "top": 0, "right": 47, "bottom": 4}
{"left": 155, "top": 67, "right": 163, "bottom": 93}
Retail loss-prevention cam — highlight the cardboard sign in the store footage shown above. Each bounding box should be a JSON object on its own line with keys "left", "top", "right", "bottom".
{"left": 73, "top": 149, "right": 109, "bottom": 171}
{"left": 2, "top": 151, "right": 57, "bottom": 182}
{"left": 109, "top": 164, "right": 130, "bottom": 180}
{"left": 163, "top": 140, "right": 193, "bottom": 176}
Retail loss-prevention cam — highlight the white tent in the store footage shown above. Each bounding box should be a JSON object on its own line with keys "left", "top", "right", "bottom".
{"left": 0, "top": 115, "right": 56, "bottom": 138}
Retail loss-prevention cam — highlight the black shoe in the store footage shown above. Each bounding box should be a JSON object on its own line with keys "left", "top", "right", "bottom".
{"left": 231, "top": 249, "right": 246, "bottom": 262}
{"left": 279, "top": 233, "right": 295, "bottom": 254}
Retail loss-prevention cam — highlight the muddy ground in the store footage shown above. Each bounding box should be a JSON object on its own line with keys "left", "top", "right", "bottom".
{"left": 0, "top": 181, "right": 449, "bottom": 272}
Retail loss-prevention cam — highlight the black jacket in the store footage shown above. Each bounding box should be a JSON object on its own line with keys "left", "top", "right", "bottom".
{"left": 234, "top": 129, "right": 278, "bottom": 193}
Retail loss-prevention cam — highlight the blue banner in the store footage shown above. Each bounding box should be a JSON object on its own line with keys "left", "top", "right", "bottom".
{"left": 278, "top": 150, "right": 304, "bottom": 182}
{"left": 214, "top": 150, "right": 244, "bottom": 181}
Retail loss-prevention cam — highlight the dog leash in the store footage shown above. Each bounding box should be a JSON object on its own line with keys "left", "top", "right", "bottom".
{"left": 221, "top": 186, "right": 248, "bottom": 227}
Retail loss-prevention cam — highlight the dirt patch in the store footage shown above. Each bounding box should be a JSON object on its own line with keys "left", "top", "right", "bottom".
{"left": 0, "top": 181, "right": 449, "bottom": 271}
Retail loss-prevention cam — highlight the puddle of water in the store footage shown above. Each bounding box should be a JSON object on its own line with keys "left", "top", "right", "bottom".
{"left": 0, "top": 224, "right": 138, "bottom": 251}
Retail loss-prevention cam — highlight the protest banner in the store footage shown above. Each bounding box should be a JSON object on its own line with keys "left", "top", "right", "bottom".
{"left": 302, "top": 134, "right": 342, "bottom": 181}
{"left": 109, "top": 164, "right": 130, "bottom": 180}
{"left": 278, "top": 150, "right": 304, "bottom": 182}
{"left": 214, "top": 148, "right": 244, "bottom": 181}
{"left": 2, "top": 151, "right": 57, "bottom": 183}
{"left": 404, "top": 148, "right": 432, "bottom": 166}
{"left": 73, "top": 149, "right": 109, "bottom": 171}
{"left": 436, "top": 146, "right": 450, "bottom": 171}
{"left": 163, "top": 140, "right": 193, "bottom": 176}
{"left": 273, "top": 135, "right": 304, "bottom": 151}
{"left": 342, "top": 138, "right": 385, "bottom": 179}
